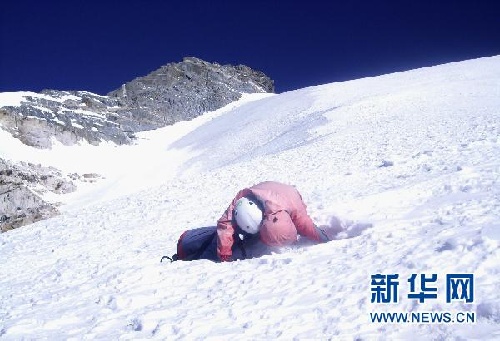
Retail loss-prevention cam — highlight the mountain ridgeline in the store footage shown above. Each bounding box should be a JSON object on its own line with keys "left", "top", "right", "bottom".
{"left": 0, "top": 57, "right": 274, "bottom": 231}
{"left": 0, "top": 57, "right": 274, "bottom": 149}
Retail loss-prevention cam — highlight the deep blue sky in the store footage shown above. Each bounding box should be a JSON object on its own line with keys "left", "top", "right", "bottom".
{"left": 1, "top": 0, "right": 499, "bottom": 95}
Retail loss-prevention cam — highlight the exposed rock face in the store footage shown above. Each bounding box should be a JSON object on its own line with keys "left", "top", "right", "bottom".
{"left": 108, "top": 57, "right": 274, "bottom": 132}
{"left": 0, "top": 57, "right": 274, "bottom": 149}
{"left": 0, "top": 159, "right": 78, "bottom": 232}
{"left": 0, "top": 91, "right": 130, "bottom": 149}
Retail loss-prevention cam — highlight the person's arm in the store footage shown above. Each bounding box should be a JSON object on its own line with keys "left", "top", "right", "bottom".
{"left": 216, "top": 188, "right": 253, "bottom": 261}
{"left": 290, "top": 203, "right": 323, "bottom": 242}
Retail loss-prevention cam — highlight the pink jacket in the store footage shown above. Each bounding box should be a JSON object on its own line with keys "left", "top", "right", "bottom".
{"left": 216, "top": 181, "right": 321, "bottom": 261}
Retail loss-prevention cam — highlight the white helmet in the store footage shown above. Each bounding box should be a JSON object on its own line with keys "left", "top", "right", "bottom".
{"left": 234, "top": 197, "right": 263, "bottom": 234}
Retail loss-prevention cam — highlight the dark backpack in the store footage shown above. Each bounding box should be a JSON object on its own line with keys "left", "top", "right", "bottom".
{"left": 161, "top": 226, "right": 249, "bottom": 263}
{"left": 162, "top": 226, "right": 218, "bottom": 262}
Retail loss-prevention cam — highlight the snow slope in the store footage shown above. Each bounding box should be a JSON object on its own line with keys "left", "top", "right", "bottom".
{"left": 1, "top": 56, "right": 500, "bottom": 340}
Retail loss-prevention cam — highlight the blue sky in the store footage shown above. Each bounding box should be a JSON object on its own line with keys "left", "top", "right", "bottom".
{"left": 1, "top": 0, "right": 499, "bottom": 94}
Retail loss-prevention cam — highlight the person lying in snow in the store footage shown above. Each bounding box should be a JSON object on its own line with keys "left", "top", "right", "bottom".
{"left": 162, "top": 181, "right": 333, "bottom": 262}
{"left": 217, "top": 181, "right": 332, "bottom": 261}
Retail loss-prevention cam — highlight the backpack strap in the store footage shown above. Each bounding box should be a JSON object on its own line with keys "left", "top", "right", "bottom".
{"left": 160, "top": 254, "right": 179, "bottom": 262}
{"left": 234, "top": 233, "right": 248, "bottom": 259}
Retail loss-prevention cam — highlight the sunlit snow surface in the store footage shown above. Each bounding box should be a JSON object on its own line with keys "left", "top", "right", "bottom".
{"left": 1, "top": 57, "right": 499, "bottom": 340}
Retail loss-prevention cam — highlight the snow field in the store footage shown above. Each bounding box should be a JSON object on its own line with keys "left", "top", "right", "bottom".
{"left": 1, "top": 56, "right": 499, "bottom": 340}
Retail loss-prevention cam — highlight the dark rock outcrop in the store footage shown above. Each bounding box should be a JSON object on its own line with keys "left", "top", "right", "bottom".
{"left": 108, "top": 57, "right": 274, "bottom": 132}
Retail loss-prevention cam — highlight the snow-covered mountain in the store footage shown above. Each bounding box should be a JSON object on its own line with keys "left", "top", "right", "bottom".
{"left": 0, "top": 57, "right": 274, "bottom": 231}
{"left": 1, "top": 56, "right": 499, "bottom": 339}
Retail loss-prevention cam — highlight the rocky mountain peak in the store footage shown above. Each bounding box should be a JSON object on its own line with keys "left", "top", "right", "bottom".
{"left": 106, "top": 57, "right": 274, "bottom": 133}
{"left": 0, "top": 57, "right": 274, "bottom": 149}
